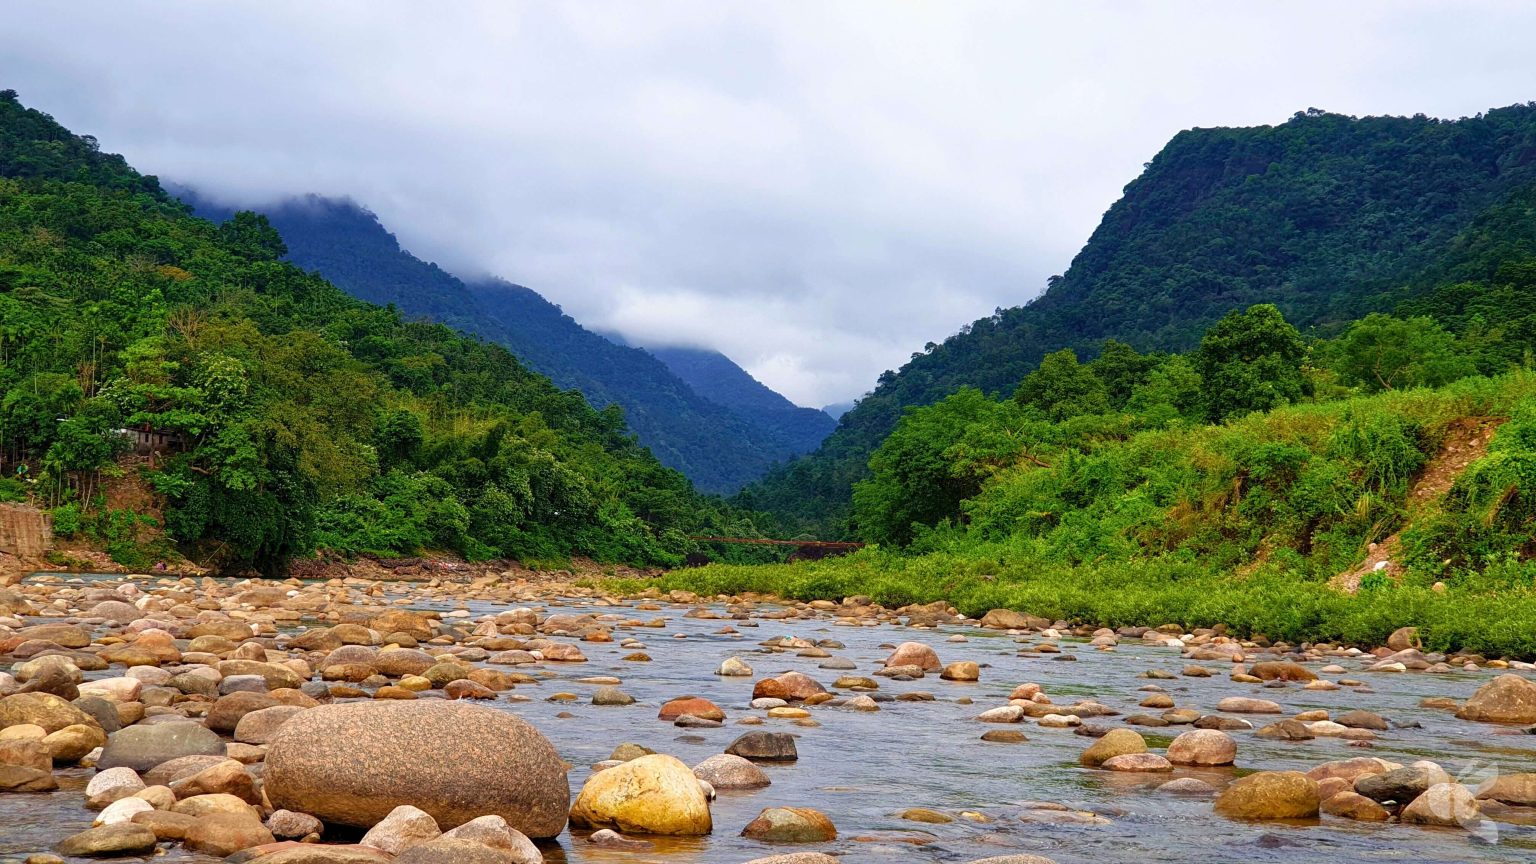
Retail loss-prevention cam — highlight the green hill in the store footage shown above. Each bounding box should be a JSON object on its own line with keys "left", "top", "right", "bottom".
{"left": 175, "top": 193, "right": 831, "bottom": 493}
{"left": 0, "top": 90, "right": 754, "bottom": 573}
{"left": 743, "top": 104, "right": 1536, "bottom": 536}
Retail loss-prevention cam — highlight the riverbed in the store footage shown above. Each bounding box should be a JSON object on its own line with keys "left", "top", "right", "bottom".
{"left": 4, "top": 573, "right": 1536, "bottom": 863}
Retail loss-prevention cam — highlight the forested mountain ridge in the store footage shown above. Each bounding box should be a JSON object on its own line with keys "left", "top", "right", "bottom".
{"left": 615, "top": 341, "right": 836, "bottom": 457}
{"left": 179, "top": 193, "right": 832, "bottom": 492}
{"left": 742, "top": 103, "right": 1536, "bottom": 535}
{"left": 0, "top": 90, "right": 758, "bottom": 573}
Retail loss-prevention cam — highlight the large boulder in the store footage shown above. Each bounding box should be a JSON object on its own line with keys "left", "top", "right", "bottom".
{"left": 98, "top": 722, "right": 225, "bottom": 773}
{"left": 264, "top": 700, "right": 569, "bottom": 838}
{"left": 1475, "top": 772, "right": 1536, "bottom": 806}
{"left": 1213, "top": 771, "right": 1320, "bottom": 820}
{"left": 0, "top": 691, "right": 102, "bottom": 733}
{"left": 883, "top": 642, "right": 941, "bottom": 670}
{"left": 568, "top": 754, "right": 711, "bottom": 835}
{"left": 1456, "top": 674, "right": 1536, "bottom": 724}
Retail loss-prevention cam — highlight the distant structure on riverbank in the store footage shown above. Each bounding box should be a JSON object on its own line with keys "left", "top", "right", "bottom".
{"left": 686, "top": 536, "right": 864, "bottom": 565}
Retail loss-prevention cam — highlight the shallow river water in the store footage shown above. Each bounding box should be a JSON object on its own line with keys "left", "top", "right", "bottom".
{"left": 4, "top": 574, "right": 1536, "bottom": 864}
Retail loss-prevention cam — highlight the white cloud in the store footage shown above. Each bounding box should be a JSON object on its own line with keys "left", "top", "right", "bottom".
{"left": 4, "top": 1, "right": 1536, "bottom": 405}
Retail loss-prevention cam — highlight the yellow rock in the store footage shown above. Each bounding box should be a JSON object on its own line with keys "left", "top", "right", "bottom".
{"left": 569, "top": 754, "right": 711, "bottom": 835}
{"left": 767, "top": 707, "right": 810, "bottom": 719}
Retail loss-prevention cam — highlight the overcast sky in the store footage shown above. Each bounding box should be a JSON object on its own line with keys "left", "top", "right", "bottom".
{"left": 5, "top": 2, "right": 1536, "bottom": 406}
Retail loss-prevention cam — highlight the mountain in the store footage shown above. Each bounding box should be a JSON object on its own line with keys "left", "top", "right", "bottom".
{"left": 603, "top": 340, "right": 836, "bottom": 457}
{"left": 176, "top": 194, "right": 831, "bottom": 493}
{"left": 0, "top": 89, "right": 743, "bottom": 573}
{"left": 743, "top": 103, "right": 1536, "bottom": 535}
{"left": 821, "top": 401, "right": 857, "bottom": 421}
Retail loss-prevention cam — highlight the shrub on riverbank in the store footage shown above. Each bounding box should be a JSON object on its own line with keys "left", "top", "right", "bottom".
{"left": 646, "top": 551, "right": 1536, "bottom": 658}
{"left": 645, "top": 372, "right": 1536, "bottom": 659}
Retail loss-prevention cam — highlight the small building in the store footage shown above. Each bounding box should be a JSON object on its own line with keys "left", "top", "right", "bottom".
{"left": 117, "top": 425, "right": 187, "bottom": 456}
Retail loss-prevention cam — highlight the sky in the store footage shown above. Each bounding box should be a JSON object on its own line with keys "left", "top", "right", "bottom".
{"left": 4, "top": 2, "right": 1536, "bottom": 407}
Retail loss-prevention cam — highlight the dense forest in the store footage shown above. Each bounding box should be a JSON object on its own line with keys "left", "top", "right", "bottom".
{"left": 743, "top": 104, "right": 1536, "bottom": 537}
{"left": 0, "top": 90, "right": 765, "bottom": 574}
{"left": 178, "top": 193, "right": 832, "bottom": 493}
{"left": 665, "top": 291, "right": 1536, "bottom": 655}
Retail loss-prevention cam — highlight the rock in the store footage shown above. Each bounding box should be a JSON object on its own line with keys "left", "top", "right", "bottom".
{"left": 234, "top": 705, "right": 305, "bottom": 744}
{"left": 1401, "top": 783, "right": 1481, "bottom": 828}
{"left": 1079, "top": 728, "right": 1146, "bottom": 767}
{"left": 1475, "top": 772, "right": 1536, "bottom": 806}
{"left": 568, "top": 753, "right": 712, "bottom": 835}
{"left": 740, "top": 856, "right": 842, "bottom": 864}
{"left": 1167, "top": 729, "right": 1236, "bottom": 766}
{"left": 86, "top": 766, "right": 146, "bottom": 808}
{"left": 226, "top": 842, "right": 391, "bottom": 863}
{"left": 132, "top": 809, "right": 198, "bottom": 841}
{"left": 1321, "top": 791, "right": 1391, "bottom": 821}
{"left": 362, "top": 804, "right": 442, "bottom": 855}
{"left": 1216, "top": 697, "right": 1282, "bottom": 714}
{"left": 1355, "top": 764, "right": 1449, "bottom": 805}
{"left": 1387, "top": 626, "right": 1419, "bottom": 652}
{"left": 751, "top": 672, "right": 827, "bottom": 702}
{"left": 0, "top": 691, "right": 101, "bottom": 733}
{"left": 741, "top": 806, "right": 836, "bottom": 842}
{"left": 95, "top": 797, "right": 154, "bottom": 826}
{"left": 589, "top": 686, "right": 634, "bottom": 706}
{"left": 979, "top": 609, "right": 1035, "bottom": 629}
{"left": 587, "top": 828, "right": 653, "bottom": 851}
{"left": 1249, "top": 661, "right": 1317, "bottom": 682}
{"left": 900, "top": 807, "right": 953, "bottom": 823}
{"left": 978, "top": 706, "right": 1023, "bottom": 723}
{"left": 172, "top": 792, "right": 262, "bottom": 820}
{"left": 883, "top": 642, "right": 941, "bottom": 670}
{"left": 144, "top": 754, "right": 229, "bottom": 786}
{"left": 717, "top": 657, "right": 754, "bottom": 676}
{"left": 206, "top": 691, "right": 282, "bottom": 734}
{"left": 53, "top": 824, "right": 159, "bottom": 857}
{"left": 1158, "top": 778, "right": 1216, "bottom": 795}
{"left": 727, "top": 731, "right": 798, "bottom": 761}
{"left": 98, "top": 722, "right": 225, "bottom": 772}
{"left": 268, "top": 809, "right": 325, "bottom": 840}
{"left": 394, "top": 838, "right": 520, "bottom": 864}
{"left": 1335, "top": 709, "right": 1389, "bottom": 731}
{"left": 1456, "top": 674, "right": 1536, "bottom": 724}
{"left": 658, "top": 696, "right": 723, "bottom": 720}
{"left": 940, "top": 661, "right": 980, "bottom": 681}
{"left": 692, "top": 753, "right": 770, "bottom": 789}
{"left": 43, "top": 723, "right": 106, "bottom": 762}
{"left": 185, "top": 813, "right": 276, "bottom": 856}
{"left": 1254, "top": 719, "right": 1314, "bottom": 741}
{"left": 981, "top": 730, "right": 1028, "bottom": 743}
{"left": 1102, "top": 753, "right": 1172, "bottom": 772}
{"left": 1213, "top": 771, "right": 1321, "bottom": 820}
{"left": 264, "top": 700, "right": 569, "bottom": 837}
{"left": 439, "top": 814, "right": 542, "bottom": 864}
{"left": 170, "top": 759, "right": 258, "bottom": 803}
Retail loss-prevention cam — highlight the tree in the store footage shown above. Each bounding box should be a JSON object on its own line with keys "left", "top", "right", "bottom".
{"left": 853, "top": 388, "right": 1011, "bottom": 545}
{"left": 1090, "top": 340, "right": 1158, "bottom": 408}
{"left": 1331, "top": 313, "right": 1474, "bottom": 392}
{"left": 1013, "top": 349, "right": 1110, "bottom": 420}
{"left": 1197, "top": 304, "right": 1309, "bottom": 421}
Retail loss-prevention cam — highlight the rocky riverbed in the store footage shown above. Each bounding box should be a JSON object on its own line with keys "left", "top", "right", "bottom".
{"left": 2, "top": 571, "right": 1536, "bottom": 863}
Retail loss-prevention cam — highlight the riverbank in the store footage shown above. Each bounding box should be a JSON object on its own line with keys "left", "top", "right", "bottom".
{"left": 4, "top": 569, "right": 1536, "bottom": 863}
{"left": 632, "top": 550, "right": 1536, "bottom": 660}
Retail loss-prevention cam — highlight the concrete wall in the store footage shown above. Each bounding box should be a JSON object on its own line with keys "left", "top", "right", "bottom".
{"left": 0, "top": 504, "right": 52, "bottom": 558}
